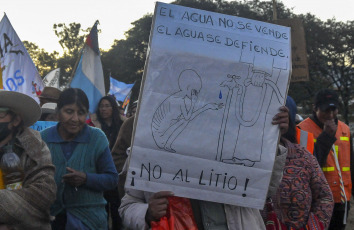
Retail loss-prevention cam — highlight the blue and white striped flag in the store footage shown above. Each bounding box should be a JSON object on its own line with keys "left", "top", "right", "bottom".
{"left": 70, "top": 21, "right": 104, "bottom": 113}
{"left": 108, "top": 77, "right": 134, "bottom": 102}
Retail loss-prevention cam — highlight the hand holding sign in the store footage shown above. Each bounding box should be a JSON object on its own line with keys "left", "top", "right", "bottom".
{"left": 146, "top": 191, "right": 174, "bottom": 222}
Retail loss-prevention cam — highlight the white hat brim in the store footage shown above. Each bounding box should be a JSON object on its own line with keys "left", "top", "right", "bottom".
{"left": 0, "top": 91, "right": 41, "bottom": 127}
{"left": 41, "top": 108, "right": 56, "bottom": 114}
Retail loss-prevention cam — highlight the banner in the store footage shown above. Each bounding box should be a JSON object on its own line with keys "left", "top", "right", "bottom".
{"left": 0, "top": 14, "right": 43, "bottom": 102}
{"left": 43, "top": 68, "right": 60, "bottom": 88}
{"left": 108, "top": 77, "right": 134, "bottom": 101}
{"left": 70, "top": 21, "right": 105, "bottom": 113}
{"left": 30, "top": 121, "right": 58, "bottom": 132}
{"left": 126, "top": 2, "right": 291, "bottom": 209}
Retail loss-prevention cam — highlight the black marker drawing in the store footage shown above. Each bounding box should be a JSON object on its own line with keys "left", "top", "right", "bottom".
{"left": 216, "top": 58, "right": 286, "bottom": 167}
{"left": 151, "top": 69, "right": 224, "bottom": 153}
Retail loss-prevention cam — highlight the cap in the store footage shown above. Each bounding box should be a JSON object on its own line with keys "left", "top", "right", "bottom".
{"left": 39, "top": 87, "right": 61, "bottom": 100}
{"left": 314, "top": 89, "right": 339, "bottom": 111}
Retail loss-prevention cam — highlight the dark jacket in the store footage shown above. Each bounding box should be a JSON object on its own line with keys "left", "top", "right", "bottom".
{"left": 111, "top": 116, "right": 135, "bottom": 200}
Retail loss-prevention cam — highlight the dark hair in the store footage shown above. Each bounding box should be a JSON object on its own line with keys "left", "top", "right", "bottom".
{"left": 57, "top": 88, "right": 89, "bottom": 112}
{"left": 96, "top": 95, "right": 123, "bottom": 147}
{"left": 96, "top": 96, "right": 122, "bottom": 125}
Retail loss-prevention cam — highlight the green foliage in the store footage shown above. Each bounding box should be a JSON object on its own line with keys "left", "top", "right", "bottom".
{"left": 52, "top": 23, "right": 89, "bottom": 87}
{"left": 53, "top": 23, "right": 86, "bottom": 56}
{"left": 289, "top": 15, "right": 354, "bottom": 123}
{"left": 101, "top": 14, "right": 152, "bottom": 84}
{"left": 23, "top": 41, "right": 59, "bottom": 77}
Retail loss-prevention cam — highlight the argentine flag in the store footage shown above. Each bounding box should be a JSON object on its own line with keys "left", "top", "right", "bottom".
{"left": 70, "top": 21, "right": 105, "bottom": 113}
{"left": 108, "top": 77, "right": 134, "bottom": 102}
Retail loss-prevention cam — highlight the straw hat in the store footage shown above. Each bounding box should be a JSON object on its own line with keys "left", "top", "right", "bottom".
{"left": 0, "top": 90, "right": 41, "bottom": 127}
{"left": 41, "top": 102, "right": 57, "bottom": 114}
{"left": 39, "top": 87, "right": 61, "bottom": 100}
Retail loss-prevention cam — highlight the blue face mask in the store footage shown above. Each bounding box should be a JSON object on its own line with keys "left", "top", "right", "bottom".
{"left": 0, "top": 122, "right": 11, "bottom": 142}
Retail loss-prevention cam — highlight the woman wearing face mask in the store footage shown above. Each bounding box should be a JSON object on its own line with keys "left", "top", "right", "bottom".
{"left": 41, "top": 88, "right": 118, "bottom": 230}
{"left": 0, "top": 90, "right": 56, "bottom": 230}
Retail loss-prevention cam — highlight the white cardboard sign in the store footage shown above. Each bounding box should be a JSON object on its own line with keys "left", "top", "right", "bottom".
{"left": 126, "top": 2, "right": 291, "bottom": 209}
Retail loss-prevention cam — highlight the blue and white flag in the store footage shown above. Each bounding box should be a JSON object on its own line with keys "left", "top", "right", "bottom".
{"left": 0, "top": 14, "right": 43, "bottom": 102}
{"left": 70, "top": 21, "right": 105, "bottom": 113}
{"left": 108, "top": 77, "right": 134, "bottom": 102}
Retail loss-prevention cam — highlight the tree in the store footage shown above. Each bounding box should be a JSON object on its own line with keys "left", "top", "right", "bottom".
{"left": 53, "top": 22, "right": 88, "bottom": 87}
{"left": 23, "top": 41, "right": 58, "bottom": 77}
{"left": 321, "top": 20, "right": 354, "bottom": 123}
{"left": 25, "top": 22, "right": 106, "bottom": 90}
{"left": 101, "top": 14, "right": 152, "bottom": 84}
{"left": 288, "top": 16, "right": 354, "bottom": 123}
{"left": 53, "top": 23, "right": 87, "bottom": 57}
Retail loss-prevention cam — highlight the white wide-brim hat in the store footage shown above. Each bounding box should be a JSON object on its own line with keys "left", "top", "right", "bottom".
{"left": 0, "top": 90, "right": 41, "bottom": 127}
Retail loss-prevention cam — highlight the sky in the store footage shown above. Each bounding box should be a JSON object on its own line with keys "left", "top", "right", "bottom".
{"left": 1, "top": 0, "right": 353, "bottom": 54}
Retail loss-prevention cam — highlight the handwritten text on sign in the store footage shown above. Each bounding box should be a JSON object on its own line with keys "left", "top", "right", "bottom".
{"left": 126, "top": 2, "right": 291, "bottom": 209}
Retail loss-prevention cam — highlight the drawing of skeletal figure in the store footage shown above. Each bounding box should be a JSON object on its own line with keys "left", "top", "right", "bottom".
{"left": 216, "top": 61, "right": 285, "bottom": 167}
{"left": 152, "top": 69, "right": 223, "bottom": 153}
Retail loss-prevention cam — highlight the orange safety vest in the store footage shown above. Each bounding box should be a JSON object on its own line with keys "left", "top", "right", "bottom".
{"left": 295, "top": 127, "right": 314, "bottom": 154}
{"left": 298, "top": 118, "right": 352, "bottom": 203}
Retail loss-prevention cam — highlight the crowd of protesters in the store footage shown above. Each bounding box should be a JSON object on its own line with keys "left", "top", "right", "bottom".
{"left": 0, "top": 85, "right": 352, "bottom": 230}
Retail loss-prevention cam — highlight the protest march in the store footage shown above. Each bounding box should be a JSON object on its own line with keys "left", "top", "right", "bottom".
{"left": 0, "top": 1, "right": 353, "bottom": 230}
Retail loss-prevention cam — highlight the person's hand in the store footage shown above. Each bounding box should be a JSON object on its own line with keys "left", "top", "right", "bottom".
{"left": 272, "top": 106, "right": 289, "bottom": 135}
{"left": 62, "top": 167, "right": 87, "bottom": 187}
{"left": 145, "top": 191, "right": 174, "bottom": 223}
{"left": 323, "top": 119, "right": 337, "bottom": 136}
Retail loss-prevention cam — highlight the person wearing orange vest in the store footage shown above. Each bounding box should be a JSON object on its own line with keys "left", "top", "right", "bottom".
{"left": 295, "top": 126, "right": 314, "bottom": 154}
{"left": 298, "top": 89, "right": 353, "bottom": 230}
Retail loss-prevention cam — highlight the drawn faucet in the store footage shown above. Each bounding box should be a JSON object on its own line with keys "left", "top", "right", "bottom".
{"left": 216, "top": 67, "right": 284, "bottom": 166}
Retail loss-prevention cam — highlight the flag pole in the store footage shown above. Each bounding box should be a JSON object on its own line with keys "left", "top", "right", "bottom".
{"left": 66, "top": 45, "right": 85, "bottom": 88}
{"left": 66, "top": 20, "right": 100, "bottom": 88}
{"left": 272, "top": 0, "right": 277, "bottom": 21}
